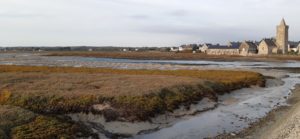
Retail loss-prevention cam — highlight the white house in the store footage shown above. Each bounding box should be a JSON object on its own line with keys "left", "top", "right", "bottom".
{"left": 288, "top": 42, "right": 299, "bottom": 52}
{"left": 178, "top": 46, "right": 184, "bottom": 51}
{"left": 170, "top": 47, "right": 179, "bottom": 52}
{"left": 199, "top": 43, "right": 212, "bottom": 53}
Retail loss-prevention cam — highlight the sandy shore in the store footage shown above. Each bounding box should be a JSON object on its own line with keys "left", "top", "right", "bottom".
{"left": 259, "top": 85, "right": 300, "bottom": 139}
{"left": 220, "top": 85, "right": 300, "bottom": 139}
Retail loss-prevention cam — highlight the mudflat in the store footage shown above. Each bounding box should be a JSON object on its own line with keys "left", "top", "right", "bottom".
{"left": 220, "top": 85, "right": 300, "bottom": 139}
{"left": 259, "top": 85, "right": 300, "bottom": 139}
{"left": 46, "top": 51, "right": 300, "bottom": 61}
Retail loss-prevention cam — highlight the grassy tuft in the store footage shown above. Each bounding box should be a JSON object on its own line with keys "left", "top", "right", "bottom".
{"left": 0, "top": 90, "right": 12, "bottom": 104}
{"left": 10, "top": 116, "right": 92, "bottom": 139}
{"left": 0, "top": 129, "right": 7, "bottom": 139}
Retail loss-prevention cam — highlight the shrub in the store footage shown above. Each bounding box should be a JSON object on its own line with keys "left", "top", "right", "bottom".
{"left": 10, "top": 116, "right": 92, "bottom": 139}
{"left": 0, "top": 90, "right": 12, "bottom": 104}
{"left": 0, "top": 105, "right": 36, "bottom": 134}
{"left": 0, "top": 129, "right": 8, "bottom": 139}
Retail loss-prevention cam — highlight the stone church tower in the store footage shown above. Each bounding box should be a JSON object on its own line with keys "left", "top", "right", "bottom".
{"left": 276, "top": 19, "right": 289, "bottom": 54}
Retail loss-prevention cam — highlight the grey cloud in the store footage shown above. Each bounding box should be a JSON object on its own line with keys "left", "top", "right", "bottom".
{"left": 138, "top": 24, "right": 267, "bottom": 44}
{"left": 0, "top": 0, "right": 300, "bottom": 46}
{"left": 169, "top": 9, "right": 189, "bottom": 17}
{"left": 129, "top": 14, "right": 150, "bottom": 20}
{"left": 0, "top": 13, "right": 46, "bottom": 18}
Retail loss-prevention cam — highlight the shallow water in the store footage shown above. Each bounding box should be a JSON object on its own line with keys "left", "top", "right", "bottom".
{"left": 133, "top": 74, "right": 300, "bottom": 139}
{"left": 0, "top": 53, "right": 300, "bottom": 69}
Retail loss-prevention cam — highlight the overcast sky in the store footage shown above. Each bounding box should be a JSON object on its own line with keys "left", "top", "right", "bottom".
{"left": 0, "top": 0, "right": 299, "bottom": 47}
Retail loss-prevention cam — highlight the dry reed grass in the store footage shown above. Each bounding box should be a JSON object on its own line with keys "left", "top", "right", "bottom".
{"left": 46, "top": 51, "right": 300, "bottom": 61}
{"left": 0, "top": 65, "right": 265, "bottom": 121}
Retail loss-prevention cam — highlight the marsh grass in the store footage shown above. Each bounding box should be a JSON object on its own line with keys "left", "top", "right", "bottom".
{"left": 10, "top": 116, "right": 93, "bottom": 139}
{"left": 0, "top": 65, "right": 265, "bottom": 121}
{"left": 0, "top": 105, "right": 36, "bottom": 139}
{"left": 0, "top": 65, "right": 264, "bottom": 85}
{"left": 46, "top": 51, "right": 300, "bottom": 61}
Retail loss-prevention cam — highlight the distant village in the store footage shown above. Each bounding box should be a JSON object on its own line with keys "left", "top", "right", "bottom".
{"left": 172, "top": 19, "right": 300, "bottom": 55}
{"left": 0, "top": 19, "right": 299, "bottom": 55}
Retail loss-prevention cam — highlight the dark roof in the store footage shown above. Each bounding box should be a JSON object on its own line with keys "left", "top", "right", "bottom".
{"left": 202, "top": 43, "right": 212, "bottom": 47}
{"left": 244, "top": 41, "right": 257, "bottom": 49}
{"left": 290, "top": 45, "right": 298, "bottom": 48}
{"left": 289, "top": 41, "right": 300, "bottom": 48}
{"left": 263, "top": 39, "right": 276, "bottom": 46}
{"left": 230, "top": 43, "right": 240, "bottom": 49}
{"left": 229, "top": 42, "right": 241, "bottom": 48}
{"left": 203, "top": 43, "right": 212, "bottom": 46}
{"left": 280, "top": 18, "right": 287, "bottom": 26}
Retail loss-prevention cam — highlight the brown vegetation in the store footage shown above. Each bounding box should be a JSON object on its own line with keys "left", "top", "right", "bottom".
{"left": 0, "top": 105, "right": 94, "bottom": 139}
{"left": 11, "top": 116, "right": 93, "bottom": 139}
{"left": 0, "top": 105, "right": 36, "bottom": 139}
{"left": 0, "top": 65, "right": 264, "bottom": 85}
{"left": 46, "top": 51, "right": 300, "bottom": 61}
{"left": 0, "top": 65, "right": 265, "bottom": 122}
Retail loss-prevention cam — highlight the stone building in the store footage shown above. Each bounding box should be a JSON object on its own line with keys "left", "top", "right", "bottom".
{"left": 199, "top": 43, "right": 212, "bottom": 53}
{"left": 276, "top": 19, "right": 289, "bottom": 54}
{"left": 288, "top": 41, "right": 300, "bottom": 52}
{"left": 200, "top": 19, "right": 294, "bottom": 56}
{"left": 258, "top": 39, "right": 277, "bottom": 55}
{"left": 206, "top": 45, "right": 239, "bottom": 55}
{"left": 298, "top": 43, "right": 300, "bottom": 54}
{"left": 239, "top": 41, "right": 258, "bottom": 56}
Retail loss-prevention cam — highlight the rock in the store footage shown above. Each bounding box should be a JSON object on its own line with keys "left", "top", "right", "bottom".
{"left": 103, "top": 109, "right": 119, "bottom": 122}
{"left": 92, "top": 104, "right": 112, "bottom": 111}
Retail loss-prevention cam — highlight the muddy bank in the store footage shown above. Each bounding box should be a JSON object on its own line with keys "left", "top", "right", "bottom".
{"left": 214, "top": 85, "right": 300, "bottom": 139}
{"left": 64, "top": 76, "right": 289, "bottom": 139}
{"left": 45, "top": 51, "right": 300, "bottom": 62}
{"left": 132, "top": 73, "right": 299, "bottom": 139}
{"left": 1, "top": 53, "right": 299, "bottom": 70}
{"left": 68, "top": 98, "right": 217, "bottom": 138}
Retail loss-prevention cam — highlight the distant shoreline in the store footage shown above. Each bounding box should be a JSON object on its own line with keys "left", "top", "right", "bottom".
{"left": 44, "top": 51, "right": 300, "bottom": 62}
